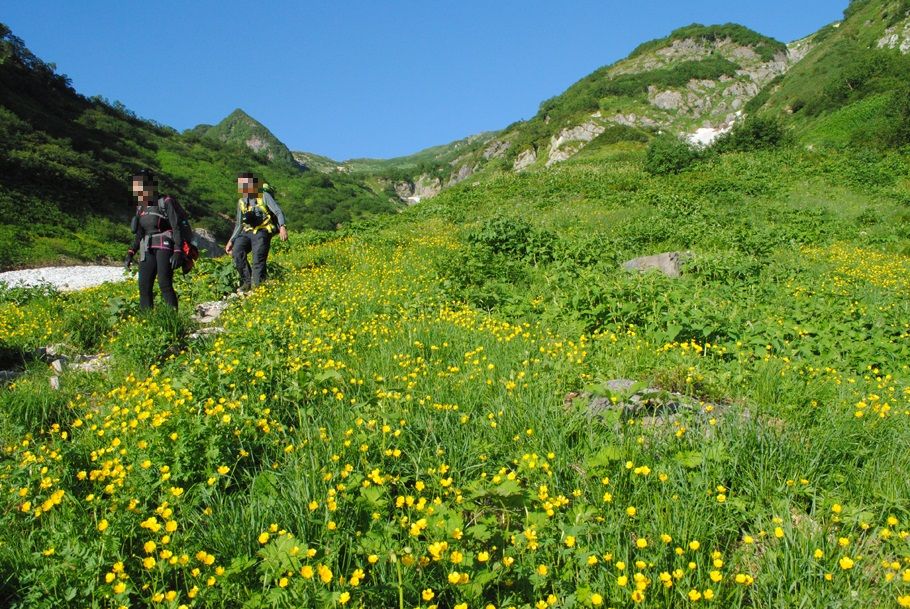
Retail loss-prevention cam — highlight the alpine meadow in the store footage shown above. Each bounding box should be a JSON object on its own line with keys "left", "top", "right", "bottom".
{"left": 3, "top": 1, "right": 910, "bottom": 608}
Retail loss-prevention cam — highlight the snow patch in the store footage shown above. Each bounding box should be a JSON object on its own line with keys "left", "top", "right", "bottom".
{"left": 0, "top": 266, "right": 130, "bottom": 291}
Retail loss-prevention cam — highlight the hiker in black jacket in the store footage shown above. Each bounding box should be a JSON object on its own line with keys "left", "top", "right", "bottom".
{"left": 225, "top": 172, "right": 288, "bottom": 291}
{"left": 125, "top": 169, "right": 186, "bottom": 309}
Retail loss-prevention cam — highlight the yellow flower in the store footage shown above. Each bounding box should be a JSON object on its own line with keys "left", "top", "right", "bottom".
{"left": 631, "top": 589, "right": 645, "bottom": 603}
{"left": 897, "top": 595, "right": 910, "bottom": 608}
{"left": 318, "top": 564, "right": 333, "bottom": 583}
{"left": 688, "top": 540, "right": 700, "bottom": 551}
{"left": 565, "top": 535, "right": 576, "bottom": 548}
{"left": 300, "top": 566, "right": 314, "bottom": 579}
{"left": 367, "top": 554, "right": 379, "bottom": 564}
{"left": 636, "top": 537, "right": 648, "bottom": 549}
{"left": 774, "top": 527, "right": 784, "bottom": 539}
{"left": 814, "top": 549, "right": 824, "bottom": 559}
{"left": 687, "top": 589, "right": 702, "bottom": 601}
{"left": 422, "top": 589, "right": 435, "bottom": 601}
{"left": 617, "top": 575, "right": 628, "bottom": 587}
{"left": 278, "top": 577, "right": 288, "bottom": 588}
{"left": 477, "top": 551, "right": 490, "bottom": 562}
{"left": 591, "top": 592, "right": 603, "bottom": 606}
{"left": 338, "top": 591, "right": 351, "bottom": 605}
{"left": 143, "top": 556, "right": 156, "bottom": 569}
{"left": 838, "top": 556, "right": 854, "bottom": 570}
{"left": 626, "top": 506, "right": 637, "bottom": 517}
{"left": 258, "top": 532, "right": 270, "bottom": 544}
{"left": 448, "top": 571, "right": 462, "bottom": 584}
{"left": 97, "top": 519, "right": 109, "bottom": 532}
{"left": 537, "top": 564, "right": 549, "bottom": 576}
{"left": 112, "top": 581, "right": 126, "bottom": 594}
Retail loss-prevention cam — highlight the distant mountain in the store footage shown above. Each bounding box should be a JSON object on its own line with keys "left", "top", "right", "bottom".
{"left": 198, "top": 109, "right": 299, "bottom": 168}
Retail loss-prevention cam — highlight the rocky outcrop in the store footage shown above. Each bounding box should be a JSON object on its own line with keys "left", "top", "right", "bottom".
{"left": 513, "top": 148, "right": 537, "bottom": 171}
{"left": 482, "top": 139, "right": 511, "bottom": 159}
{"left": 546, "top": 121, "right": 606, "bottom": 167}
{"left": 393, "top": 174, "right": 443, "bottom": 204}
{"left": 446, "top": 164, "right": 475, "bottom": 187}
{"left": 193, "top": 228, "right": 221, "bottom": 258}
{"left": 877, "top": 13, "right": 910, "bottom": 53}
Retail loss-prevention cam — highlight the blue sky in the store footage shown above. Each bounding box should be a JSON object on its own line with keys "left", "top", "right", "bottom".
{"left": 4, "top": 1, "right": 847, "bottom": 159}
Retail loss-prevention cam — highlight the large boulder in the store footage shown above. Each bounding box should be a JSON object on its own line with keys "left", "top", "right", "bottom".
{"left": 193, "top": 228, "right": 222, "bottom": 258}
{"left": 622, "top": 251, "right": 688, "bottom": 277}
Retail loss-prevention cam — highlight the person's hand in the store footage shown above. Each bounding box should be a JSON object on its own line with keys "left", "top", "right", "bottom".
{"left": 225, "top": 241, "right": 233, "bottom": 254}
{"left": 170, "top": 251, "right": 185, "bottom": 271}
{"left": 124, "top": 250, "right": 134, "bottom": 270}
{"left": 279, "top": 226, "right": 288, "bottom": 242}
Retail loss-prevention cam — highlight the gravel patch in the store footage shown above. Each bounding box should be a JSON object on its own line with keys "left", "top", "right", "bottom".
{"left": 0, "top": 266, "right": 131, "bottom": 291}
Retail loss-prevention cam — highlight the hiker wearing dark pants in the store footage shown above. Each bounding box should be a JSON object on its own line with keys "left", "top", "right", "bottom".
{"left": 125, "top": 169, "right": 186, "bottom": 309}
{"left": 225, "top": 172, "right": 288, "bottom": 291}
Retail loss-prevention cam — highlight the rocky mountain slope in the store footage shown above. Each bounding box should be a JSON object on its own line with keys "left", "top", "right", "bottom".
{"left": 191, "top": 108, "right": 299, "bottom": 168}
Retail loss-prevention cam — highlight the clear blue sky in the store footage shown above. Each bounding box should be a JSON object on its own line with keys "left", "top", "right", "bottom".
{"left": 4, "top": 0, "right": 847, "bottom": 160}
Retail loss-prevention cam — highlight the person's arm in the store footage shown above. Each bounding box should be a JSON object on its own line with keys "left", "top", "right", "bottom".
{"left": 126, "top": 210, "right": 141, "bottom": 269}
{"left": 229, "top": 205, "right": 243, "bottom": 242}
{"left": 129, "top": 211, "right": 141, "bottom": 254}
{"left": 226, "top": 204, "right": 242, "bottom": 253}
{"left": 263, "top": 192, "right": 286, "bottom": 228}
{"left": 164, "top": 197, "right": 184, "bottom": 248}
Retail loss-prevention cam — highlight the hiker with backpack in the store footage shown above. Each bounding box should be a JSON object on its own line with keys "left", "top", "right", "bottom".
{"left": 225, "top": 172, "right": 288, "bottom": 291}
{"left": 124, "top": 169, "right": 197, "bottom": 309}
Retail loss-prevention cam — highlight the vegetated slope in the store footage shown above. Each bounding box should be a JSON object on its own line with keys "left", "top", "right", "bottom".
{"left": 749, "top": 0, "right": 910, "bottom": 147}
{"left": 0, "top": 24, "right": 398, "bottom": 269}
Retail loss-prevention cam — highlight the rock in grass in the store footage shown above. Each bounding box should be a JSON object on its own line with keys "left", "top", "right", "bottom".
{"left": 193, "top": 300, "right": 230, "bottom": 324}
{"left": 622, "top": 251, "right": 689, "bottom": 278}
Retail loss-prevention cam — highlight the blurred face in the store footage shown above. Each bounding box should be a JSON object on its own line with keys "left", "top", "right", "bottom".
{"left": 132, "top": 179, "right": 155, "bottom": 201}
{"left": 237, "top": 176, "right": 258, "bottom": 195}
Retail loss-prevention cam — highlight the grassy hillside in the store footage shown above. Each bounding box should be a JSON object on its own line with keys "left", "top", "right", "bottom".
{"left": 751, "top": 0, "right": 910, "bottom": 147}
{"left": 2, "top": 127, "right": 910, "bottom": 607}
{"left": 0, "top": 24, "right": 398, "bottom": 270}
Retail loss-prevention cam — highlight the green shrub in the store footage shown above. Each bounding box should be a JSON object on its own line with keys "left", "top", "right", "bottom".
{"left": 467, "top": 215, "right": 556, "bottom": 264}
{"left": 644, "top": 135, "right": 700, "bottom": 175}
{"left": 714, "top": 115, "right": 790, "bottom": 152}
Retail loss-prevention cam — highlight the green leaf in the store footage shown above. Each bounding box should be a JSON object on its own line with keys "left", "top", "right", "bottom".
{"left": 674, "top": 450, "right": 704, "bottom": 468}
{"left": 587, "top": 444, "right": 623, "bottom": 468}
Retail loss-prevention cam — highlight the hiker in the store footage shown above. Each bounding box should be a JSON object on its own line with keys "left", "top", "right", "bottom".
{"left": 125, "top": 169, "right": 188, "bottom": 309}
{"left": 225, "top": 172, "right": 288, "bottom": 291}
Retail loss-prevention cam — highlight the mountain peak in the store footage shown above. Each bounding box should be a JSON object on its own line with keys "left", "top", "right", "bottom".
{"left": 204, "top": 109, "right": 297, "bottom": 167}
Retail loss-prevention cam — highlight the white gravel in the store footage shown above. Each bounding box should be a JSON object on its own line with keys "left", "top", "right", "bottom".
{"left": 0, "top": 266, "right": 131, "bottom": 292}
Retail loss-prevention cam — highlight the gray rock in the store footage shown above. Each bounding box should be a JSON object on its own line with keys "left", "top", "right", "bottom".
{"left": 482, "top": 139, "right": 511, "bottom": 160}
{"left": 189, "top": 326, "right": 225, "bottom": 340}
{"left": 193, "top": 300, "right": 230, "bottom": 324}
{"left": 622, "top": 251, "right": 689, "bottom": 277}
{"left": 192, "top": 228, "right": 222, "bottom": 258}
{"left": 446, "top": 164, "right": 475, "bottom": 187}
{"left": 513, "top": 148, "right": 537, "bottom": 172}
{"left": 49, "top": 375, "right": 60, "bottom": 390}
{"left": 51, "top": 358, "right": 67, "bottom": 373}
{"left": 72, "top": 354, "right": 111, "bottom": 373}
